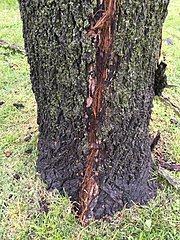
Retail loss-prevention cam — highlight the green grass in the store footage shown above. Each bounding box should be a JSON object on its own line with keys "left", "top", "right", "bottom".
{"left": 0, "top": 0, "right": 180, "bottom": 239}
{"left": 0, "top": 0, "right": 18, "bottom": 9}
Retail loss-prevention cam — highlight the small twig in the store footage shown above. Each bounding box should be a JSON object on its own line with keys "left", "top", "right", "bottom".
{"left": 165, "top": 84, "right": 177, "bottom": 88}
{"left": 0, "top": 39, "right": 25, "bottom": 54}
{"left": 157, "top": 157, "right": 180, "bottom": 172}
{"left": 159, "top": 96, "right": 180, "bottom": 117}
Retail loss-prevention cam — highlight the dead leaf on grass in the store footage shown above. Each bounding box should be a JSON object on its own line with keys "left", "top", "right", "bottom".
{"left": 158, "top": 166, "right": 180, "bottom": 190}
{"left": 5, "top": 152, "right": 11, "bottom": 157}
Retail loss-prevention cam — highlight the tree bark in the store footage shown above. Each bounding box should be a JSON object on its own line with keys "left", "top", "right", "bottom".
{"left": 19, "top": 0, "right": 169, "bottom": 222}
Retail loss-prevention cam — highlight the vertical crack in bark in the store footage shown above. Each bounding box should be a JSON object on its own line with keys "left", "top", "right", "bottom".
{"left": 79, "top": 0, "right": 117, "bottom": 224}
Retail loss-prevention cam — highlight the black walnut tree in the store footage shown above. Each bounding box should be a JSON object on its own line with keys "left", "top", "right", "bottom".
{"left": 19, "top": 0, "right": 169, "bottom": 223}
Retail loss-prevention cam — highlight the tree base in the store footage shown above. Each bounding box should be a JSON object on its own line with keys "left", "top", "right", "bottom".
{"left": 37, "top": 137, "right": 157, "bottom": 221}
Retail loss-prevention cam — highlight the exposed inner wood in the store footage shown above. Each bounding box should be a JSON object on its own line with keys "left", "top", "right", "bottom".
{"left": 79, "top": 0, "right": 117, "bottom": 224}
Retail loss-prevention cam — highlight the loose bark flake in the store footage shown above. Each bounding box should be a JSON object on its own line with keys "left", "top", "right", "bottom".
{"left": 80, "top": 0, "right": 117, "bottom": 224}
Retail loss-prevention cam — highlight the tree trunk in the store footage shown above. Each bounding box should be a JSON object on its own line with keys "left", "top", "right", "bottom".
{"left": 19, "top": 0, "right": 169, "bottom": 223}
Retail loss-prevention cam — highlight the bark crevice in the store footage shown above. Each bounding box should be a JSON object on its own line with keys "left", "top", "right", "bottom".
{"left": 80, "top": 0, "right": 117, "bottom": 223}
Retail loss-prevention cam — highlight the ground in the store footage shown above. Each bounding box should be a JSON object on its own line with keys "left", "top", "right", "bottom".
{"left": 0, "top": 0, "right": 179, "bottom": 239}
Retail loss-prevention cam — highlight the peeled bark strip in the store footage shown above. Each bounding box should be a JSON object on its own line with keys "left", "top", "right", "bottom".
{"left": 19, "top": 0, "right": 169, "bottom": 222}
{"left": 80, "top": 0, "right": 117, "bottom": 223}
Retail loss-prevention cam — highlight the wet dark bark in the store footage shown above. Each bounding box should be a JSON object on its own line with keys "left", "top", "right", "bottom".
{"left": 19, "top": 0, "right": 169, "bottom": 222}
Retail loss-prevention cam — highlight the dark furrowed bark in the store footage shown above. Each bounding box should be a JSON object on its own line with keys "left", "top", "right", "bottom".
{"left": 19, "top": 0, "right": 169, "bottom": 222}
